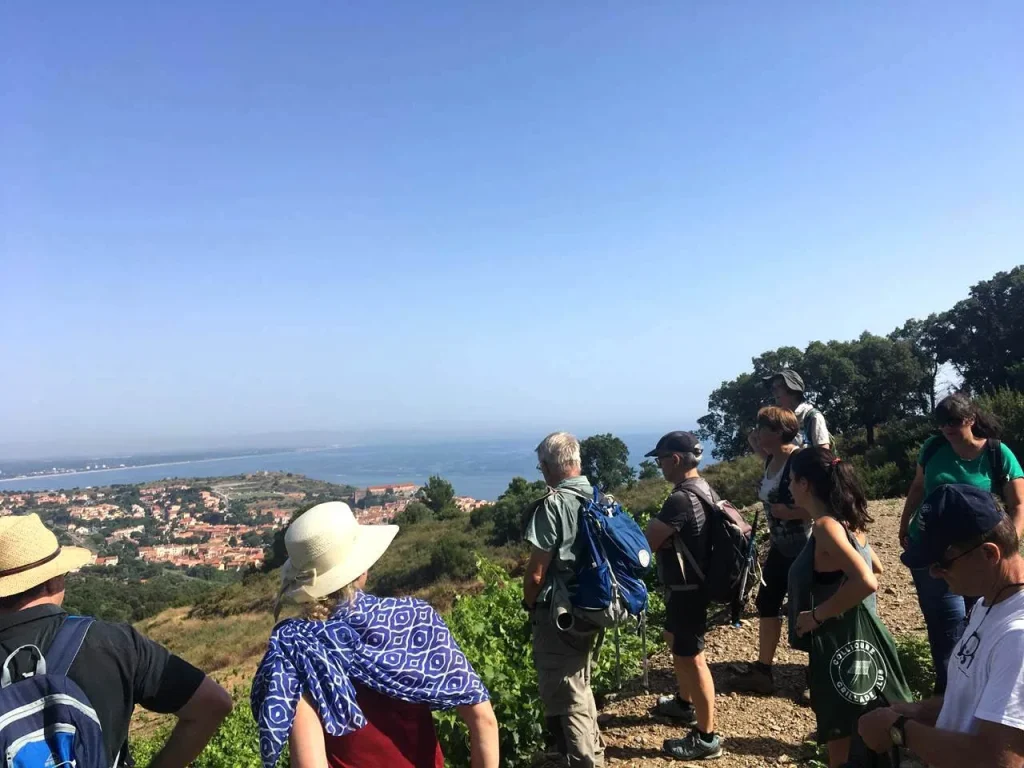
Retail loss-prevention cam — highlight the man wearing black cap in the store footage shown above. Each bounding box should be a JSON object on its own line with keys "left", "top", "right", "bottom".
{"left": 858, "top": 485, "right": 1024, "bottom": 767}
{"left": 748, "top": 370, "right": 831, "bottom": 455}
{"left": 643, "top": 431, "right": 722, "bottom": 761}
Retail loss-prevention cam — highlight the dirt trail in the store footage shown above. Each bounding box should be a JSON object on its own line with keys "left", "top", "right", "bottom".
{"left": 593, "top": 499, "right": 926, "bottom": 766}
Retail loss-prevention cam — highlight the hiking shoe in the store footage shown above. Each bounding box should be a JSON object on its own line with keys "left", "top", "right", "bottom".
{"left": 663, "top": 729, "right": 722, "bottom": 761}
{"left": 797, "top": 686, "right": 812, "bottom": 708}
{"left": 729, "top": 663, "right": 775, "bottom": 695}
{"left": 653, "top": 694, "right": 698, "bottom": 725}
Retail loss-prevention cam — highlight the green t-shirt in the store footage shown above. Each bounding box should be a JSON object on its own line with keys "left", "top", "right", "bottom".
{"left": 908, "top": 436, "right": 1024, "bottom": 541}
{"left": 524, "top": 475, "right": 593, "bottom": 605}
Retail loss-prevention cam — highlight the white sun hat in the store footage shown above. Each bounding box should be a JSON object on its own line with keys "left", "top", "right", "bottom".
{"left": 278, "top": 501, "right": 399, "bottom": 605}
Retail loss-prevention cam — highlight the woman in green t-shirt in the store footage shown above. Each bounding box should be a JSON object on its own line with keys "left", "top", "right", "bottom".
{"left": 898, "top": 393, "right": 1024, "bottom": 693}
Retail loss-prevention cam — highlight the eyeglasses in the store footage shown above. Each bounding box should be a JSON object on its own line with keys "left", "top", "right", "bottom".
{"left": 956, "top": 629, "right": 980, "bottom": 670}
{"left": 932, "top": 540, "right": 986, "bottom": 572}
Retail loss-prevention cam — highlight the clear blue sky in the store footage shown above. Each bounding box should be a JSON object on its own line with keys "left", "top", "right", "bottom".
{"left": 2, "top": 2, "right": 1023, "bottom": 457}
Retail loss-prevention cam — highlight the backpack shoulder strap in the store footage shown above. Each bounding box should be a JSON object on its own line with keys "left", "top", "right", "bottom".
{"left": 920, "top": 436, "right": 944, "bottom": 469}
{"left": 46, "top": 616, "right": 93, "bottom": 677}
{"left": 677, "top": 479, "right": 718, "bottom": 513}
{"left": 987, "top": 439, "right": 1009, "bottom": 495}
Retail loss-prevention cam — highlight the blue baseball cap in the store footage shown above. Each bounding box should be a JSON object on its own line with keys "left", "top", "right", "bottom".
{"left": 900, "top": 484, "right": 1007, "bottom": 569}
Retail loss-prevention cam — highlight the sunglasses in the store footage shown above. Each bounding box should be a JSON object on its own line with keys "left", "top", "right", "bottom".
{"left": 932, "top": 540, "right": 986, "bottom": 572}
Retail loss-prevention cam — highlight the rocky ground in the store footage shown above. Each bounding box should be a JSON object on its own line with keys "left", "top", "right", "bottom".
{"left": 588, "top": 499, "right": 928, "bottom": 767}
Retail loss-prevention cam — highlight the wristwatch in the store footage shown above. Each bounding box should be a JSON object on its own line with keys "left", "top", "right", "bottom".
{"left": 889, "top": 715, "right": 908, "bottom": 747}
{"left": 521, "top": 599, "right": 533, "bottom": 613}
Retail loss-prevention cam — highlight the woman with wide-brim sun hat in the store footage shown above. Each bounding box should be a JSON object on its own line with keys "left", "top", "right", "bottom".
{"left": 250, "top": 502, "right": 499, "bottom": 768}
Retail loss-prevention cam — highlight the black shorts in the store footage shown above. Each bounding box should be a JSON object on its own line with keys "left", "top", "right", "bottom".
{"left": 664, "top": 590, "right": 710, "bottom": 657}
{"left": 755, "top": 546, "right": 797, "bottom": 618}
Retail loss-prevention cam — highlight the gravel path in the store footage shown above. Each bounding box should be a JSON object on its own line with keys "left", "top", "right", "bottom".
{"left": 591, "top": 499, "right": 927, "bottom": 767}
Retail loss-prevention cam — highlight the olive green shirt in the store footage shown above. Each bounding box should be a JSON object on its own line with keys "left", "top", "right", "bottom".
{"left": 524, "top": 475, "right": 594, "bottom": 605}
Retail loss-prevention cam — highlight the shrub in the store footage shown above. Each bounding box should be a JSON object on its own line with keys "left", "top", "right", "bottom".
{"left": 427, "top": 534, "right": 478, "bottom": 582}
{"left": 977, "top": 387, "right": 1024, "bottom": 459}
{"left": 701, "top": 454, "right": 763, "bottom": 507}
{"left": 132, "top": 688, "right": 286, "bottom": 768}
{"left": 848, "top": 458, "right": 907, "bottom": 500}
{"left": 395, "top": 500, "right": 434, "bottom": 526}
{"left": 435, "top": 559, "right": 658, "bottom": 766}
{"left": 895, "top": 633, "right": 935, "bottom": 702}
{"left": 469, "top": 503, "right": 495, "bottom": 528}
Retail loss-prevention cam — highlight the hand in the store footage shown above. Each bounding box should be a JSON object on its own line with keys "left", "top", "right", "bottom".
{"left": 890, "top": 700, "right": 922, "bottom": 719}
{"left": 858, "top": 707, "right": 899, "bottom": 753}
{"left": 795, "top": 610, "right": 819, "bottom": 637}
{"left": 770, "top": 503, "right": 791, "bottom": 519}
{"left": 898, "top": 521, "right": 910, "bottom": 551}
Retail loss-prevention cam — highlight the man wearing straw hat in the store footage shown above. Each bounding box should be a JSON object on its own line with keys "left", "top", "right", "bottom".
{"left": 0, "top": 513, "right": 233, "bottom": 767}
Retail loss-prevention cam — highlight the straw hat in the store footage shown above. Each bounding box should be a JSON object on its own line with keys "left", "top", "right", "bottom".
{"left": 0, "top": 514, "right": 93, "bottom": 597}
{"left": 278, "top": 502, "right": 398, "bottom": 605}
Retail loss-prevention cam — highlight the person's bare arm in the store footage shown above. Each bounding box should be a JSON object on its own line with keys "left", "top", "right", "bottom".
{"left": 522, "top": 546, "right": 553, "bottom": 608}
{"left": 457, "top": 700, "right": 499, "bottom": 768}
{"left": 891, "top": 696, "right": 944, "bottom": 726}
{"left": 909, "top": 718, "right": 1024, "bottom": 768}
{"left": 645, "top": 519, "right": 675, "bottom": 552}
{"left": 899, "top": 466, "right": 926, "bottom": 549}
{"left": 870, "top": 547, "right": 884, "bottom": 575}
{"left": 796, "top": 517, "right": 877, "bottom": 636}
{"left": 289, "top": 694, "right": 328, "bottom": 768}
{"left": 1003, "top": 478, "right": 1024, "bottom": 538}
{"left": 146, "top": 677, "right": 233, "bottom": 768}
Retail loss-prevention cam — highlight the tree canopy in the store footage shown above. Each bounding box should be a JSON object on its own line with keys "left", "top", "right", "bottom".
{"left": 420, "top": 475, "right": 456, "bottom": 516}
{"left": 696, "top": 266, "right": 1024, "bottom": 460}
{"left": 580, "top": 433, "right": 635, "bottom": 490}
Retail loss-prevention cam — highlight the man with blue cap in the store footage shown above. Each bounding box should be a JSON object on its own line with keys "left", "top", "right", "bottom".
{"left": 858, "top": 484, "right": 1024, "bottom": 767}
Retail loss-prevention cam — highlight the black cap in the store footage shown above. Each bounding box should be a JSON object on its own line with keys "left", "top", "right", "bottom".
{"left": 901, "top": 484, "right": 1008, "bottom": 569}
{"left": 762, "top": 369, "right": 805, "bottom": 393}
{"left": 645, "top": 431, "right": 703, "bottom": 458}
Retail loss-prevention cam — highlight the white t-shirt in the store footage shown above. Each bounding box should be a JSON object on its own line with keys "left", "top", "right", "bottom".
{"left": 936, "top": 589, "right": 1024, "bottom": 735}
{"left": 795, "top": 402, "right": 830, "bottom": 448}
{"left": 759, "top": 462, "right": 786, "bottom": 504}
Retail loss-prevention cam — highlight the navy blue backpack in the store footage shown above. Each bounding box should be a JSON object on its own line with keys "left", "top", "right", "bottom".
{"left": 0, "top": 616, "right": 108, "bottom": 768}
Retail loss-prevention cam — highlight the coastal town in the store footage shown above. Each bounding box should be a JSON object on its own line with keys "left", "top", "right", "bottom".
{"left": 0, "top": 472, "right": 487, "bottom": 573}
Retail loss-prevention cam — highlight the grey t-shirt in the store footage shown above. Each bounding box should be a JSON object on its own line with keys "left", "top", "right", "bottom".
{"left": 795, "top": 402, "right": 830, "bottom": 448}
{"left": 524, "top": 475, "right": 594, "bottom": 605}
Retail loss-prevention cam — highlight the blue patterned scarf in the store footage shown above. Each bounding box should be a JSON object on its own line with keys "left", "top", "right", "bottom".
{"left": 250, "top": 591, "right": 489, "bottom": 768}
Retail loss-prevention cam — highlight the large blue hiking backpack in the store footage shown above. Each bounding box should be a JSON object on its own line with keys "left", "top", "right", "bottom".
{"left": 0, "top": 616, "right": 107, "bottom": 768}
{"left": 564, "top": 487, "right": 651, "bottom": 625}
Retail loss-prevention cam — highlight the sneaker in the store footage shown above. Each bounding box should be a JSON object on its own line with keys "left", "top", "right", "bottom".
{"left": 797, "top": 686, "right": 812, "bottom": 708}
{"left": 653, "top": 694, "right": 698, "bottom": 725}
{"left": 729, "top": 663, "right": 775, "bottom": 695}
{"left": 663, "top": 729, "right": 723, "bottom": 761}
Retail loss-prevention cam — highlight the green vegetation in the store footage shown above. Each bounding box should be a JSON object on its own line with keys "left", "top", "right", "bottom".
{"left": 132, "top": 687, "right": 285, "bottom": 768}
{"left": 420, "top": 474, "right": 458, "bottom": 518}
{"left": 695, "top": 267, "right": 1024, "bottom": 502}
{"left": 64, "top": 569, "right": 225, "bottom": 623}
{"left": 895, "top": 633, "right": 935, "bottom": 702}
{"left": 580, "top": 433, "right": 635, "bottom": 490}
{"left": 436, "top": 559, "right": 658, "bottom": 767}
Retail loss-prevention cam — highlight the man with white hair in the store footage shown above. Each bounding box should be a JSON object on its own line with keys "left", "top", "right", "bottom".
{"left": 523, "top": 431, "right": 605, "bottom": 767}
